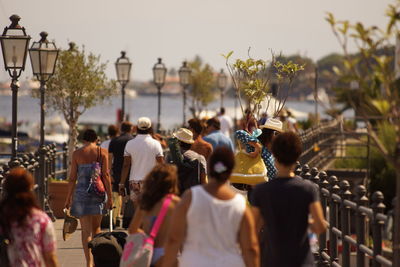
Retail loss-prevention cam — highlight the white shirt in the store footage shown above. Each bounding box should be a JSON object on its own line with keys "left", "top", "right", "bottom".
{"left": 124, "top": 134, "right": 163, "bottom": 181}
{"left": 218, "top": 114, "right": 233, "bottom": 137}
{"left": 180, "top": 185, "right": 246, "bottom": 267}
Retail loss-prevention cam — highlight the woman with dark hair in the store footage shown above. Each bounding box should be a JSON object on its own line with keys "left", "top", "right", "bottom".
{"left": 0, "top": 168, "right": 59, "bottom": 267}
{"left": 64, "top": 128, "right": 113, "bottom": 267}
{"left": 127, "top": 164, "right": 180, "bottom": 267}
{"left": 162, "top": 147, "right": 260, "bottom": 267}
{"left": 251, "top": 132, "right": 326, "bottom": 267}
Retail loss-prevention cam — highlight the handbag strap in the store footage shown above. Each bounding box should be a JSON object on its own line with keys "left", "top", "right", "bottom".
{"left": 149, "top": 194, "right": 173, "bottom": 239}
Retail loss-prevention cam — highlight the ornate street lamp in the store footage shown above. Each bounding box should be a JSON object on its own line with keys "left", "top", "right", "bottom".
{"left": 152, "top": 58, "right": 167, "bottom": 132}
{"left": 179, "top": 61, "right": 191, "bottom": 126}
{"left": 29, "top": 31, "right": 59, "bottom": 209}
{"left": 115, "top": 51, "right": 132, "bottom": 122}
{"left": 217, "top": 69, "right": 227, "bottom": 109}
{"left": 0, "top": 14, "right": 31, "bottom": 164}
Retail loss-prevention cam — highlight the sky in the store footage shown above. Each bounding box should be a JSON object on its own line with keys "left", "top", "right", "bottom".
{"left": 0, "top": 0, "right": 395, "bottom": 82}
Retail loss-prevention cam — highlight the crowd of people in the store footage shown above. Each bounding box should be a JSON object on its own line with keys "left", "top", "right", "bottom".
{"left": 0, "top": 108, "right": 326, "bottom": 267}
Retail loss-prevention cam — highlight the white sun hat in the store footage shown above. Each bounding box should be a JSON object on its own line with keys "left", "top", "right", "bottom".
{"left": 259, "top": 118, "right": 283, "bottom": 132}
{"left": 173, "top": 128, "right": 195, "bottom": 144}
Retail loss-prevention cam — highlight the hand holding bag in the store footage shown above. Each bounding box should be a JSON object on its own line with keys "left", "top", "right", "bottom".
{"left": 120, "top": 194, "right": 173, "bottom": 267}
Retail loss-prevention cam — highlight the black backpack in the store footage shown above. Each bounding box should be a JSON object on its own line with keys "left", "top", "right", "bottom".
{"left": 177, "top": 156, "right": 201, "bottom": 194}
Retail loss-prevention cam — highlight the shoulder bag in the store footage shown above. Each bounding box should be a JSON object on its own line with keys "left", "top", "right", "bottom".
{"left": 87, "top": 146, "right": 106, "bottom": 198}
{"left": 120, "top": 194, "right": 173, "bottom": 267}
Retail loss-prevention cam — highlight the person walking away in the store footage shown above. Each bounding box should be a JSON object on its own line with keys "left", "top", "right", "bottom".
{"left": 218, "top": 107, "right": 233, "bottom": 138}
{"left": 0, "top": 168, "right": 59, "bottom": 267}
{"left": 126, "top": 164, "right": 180, "bottom": 267}
{"left": 119, "top": 117, "right": 164, "bottom": 205}
{"left": 64, "top": 129, "right": 113, "bottom": 267}
{"left": 108, "top": 121, "right": 134, "bottom": 227}
{"left": 168, "top": 128, "right": 207, "bottom": 194}
{"left": 187, "top": 118, "right": 213, "bottom": 160}
{"left": 162, "top": 147, "right": 260, "bottom": 267}
{"left": 100, "top": 124, "right": 119, "bottom": 150}
{"left": 203, "top": 117, "right": 234, "bottom": 151}
{"left": 251, "top": 132, "right": 326, "bottom": 267}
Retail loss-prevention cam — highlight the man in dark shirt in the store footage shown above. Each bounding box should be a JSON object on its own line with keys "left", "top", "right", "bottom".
{"left": 251, "top": 132, "right": 326, "bottom": 267}
{"left": 108, "top": 121, "right": 134, "bottom": 225}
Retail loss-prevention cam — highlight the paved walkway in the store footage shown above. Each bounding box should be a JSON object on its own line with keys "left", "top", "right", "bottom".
{"left": 55, "top": 219, "right": 86, "bottom": 267}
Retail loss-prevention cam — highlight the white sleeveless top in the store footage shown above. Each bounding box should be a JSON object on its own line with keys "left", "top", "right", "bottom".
{"left": 179, "top": 185, "right": 246, "bottom": 267}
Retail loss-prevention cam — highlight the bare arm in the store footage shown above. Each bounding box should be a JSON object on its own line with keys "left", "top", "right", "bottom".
{"left": 309, "top": 201, "right": 327, "bottom": 234}
{"left": 247, "top": 142, "right": 261, "bottom": 158}
{"left": 43, "top": 251, "right": 58, "bottom": 267}
{"left": 64, "top": 152, "right": 78, "bottom": 209}
{"left": 101, "top": 148, "right": 113, "bottom": 209}
{"left": 128, "top": 208, "right": 145, "bottom": 234}
{"left": 162, "top": 190, "right": 191, "bottom": 267}
{"left": 119, "top": 156, "right": 131, "bottom": 195}
{"left": 239, "top": 207, "right": 260, "bottom": 267}
{"left": 251, "top": 206, "right": 264, "bottom": 234}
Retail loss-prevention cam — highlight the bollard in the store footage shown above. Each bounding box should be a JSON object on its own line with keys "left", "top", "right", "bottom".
{"left": 355, "top": 185, "right": 368, "bottom": 267}
{"left": 371, "top": 191, "right": 385, "bottom": 267}
{"left": 340, "top": 180, "right": 352, "bottom": 267}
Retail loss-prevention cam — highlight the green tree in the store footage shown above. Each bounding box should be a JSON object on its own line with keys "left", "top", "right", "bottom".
{"left": 223, "top": 50, "right": 304, "bottom": 125}
{"left": 327, "top": 1, "right": 400, "bottom": 262}
{"left": 40, "top": 43, "right": 117, "bottom": 164}
{"left": 188, "top": 56, "right": 215, "bottom": 118}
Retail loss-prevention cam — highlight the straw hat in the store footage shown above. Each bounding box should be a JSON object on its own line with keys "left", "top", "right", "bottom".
{"left": 259, "top": 118, "right": 283, "bottom": 132}
{"left": 63, "top": 208, "right": 78, "bottom": 241}
{"left": 173, "top": 128, "right": 194, "bottom": 144}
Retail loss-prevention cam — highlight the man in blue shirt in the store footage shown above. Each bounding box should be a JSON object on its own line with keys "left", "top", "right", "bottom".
{"left": 203, "top": 117, "right": 234, "bottom": 151}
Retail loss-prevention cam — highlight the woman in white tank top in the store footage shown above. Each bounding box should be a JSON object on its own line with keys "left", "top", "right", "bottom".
{"left": 162, "top": 147, "right": 260, "bottom": 267}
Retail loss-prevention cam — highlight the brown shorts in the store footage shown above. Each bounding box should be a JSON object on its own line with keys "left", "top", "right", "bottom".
{"left": 129, "top": 180, "right": 143, "bottom": 202}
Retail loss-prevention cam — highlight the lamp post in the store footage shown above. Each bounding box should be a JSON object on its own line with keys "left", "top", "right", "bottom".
{"left": 0, "top": 15, "right": 31, "bottom": 165}
{"left": 152, "top": 58, "right": 167, "bottom": 132}
{"left": 115, "top": 51, "right": 132, "bottom": 122}
{"left": 29, "top": 31, "right": 59, "bottom": 209}
{"left": 178, "top": 61, "right": 191, "bottom": 126}
{"left": 217, "top": 69, "right": 227, "bottom": 109}
{"left": 314, "top": 66, "right": 319, "bottom": 124}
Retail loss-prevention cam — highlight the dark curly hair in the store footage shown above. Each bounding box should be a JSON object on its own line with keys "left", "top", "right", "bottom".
{"left": 271, "top": 132, "right": 302, "bottom": 166}
{"left": 0, "top": 168, "right": 39, "bottom": 237}
{"left": 139, "top": 164, "right": 178, "bottom": 211}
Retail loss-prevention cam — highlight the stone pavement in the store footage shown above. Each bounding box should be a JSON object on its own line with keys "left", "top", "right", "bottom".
{"left": 54, "top": 219, "right": 86, "bottom": 267}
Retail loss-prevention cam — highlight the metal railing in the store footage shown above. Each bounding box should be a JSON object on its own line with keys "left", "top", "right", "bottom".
{"left": 296, "top": 164, "right": 393, "bottom": 267}
{"left": 0, "top": 143, "right": 69, "bottom": 220}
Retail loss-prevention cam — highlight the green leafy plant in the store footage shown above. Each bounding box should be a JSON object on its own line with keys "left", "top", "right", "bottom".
{"left": 222, "top": 49, "right": 304, "bottom": 125}
{"left": 32, "top": 43, "right": 117, "bottom": 165}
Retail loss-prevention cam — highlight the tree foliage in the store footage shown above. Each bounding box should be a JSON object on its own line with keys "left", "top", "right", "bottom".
{"left": 35, "top": 43, "right": 117, "bottom": 163}
{"left": 188, "top": 56, "right": 215, "bottom": 118}
{"left": 223, "top": 50, "right": 304, "bottom": 120}
{"left": 327, "top": 1, "right": 400, "bottom": 260}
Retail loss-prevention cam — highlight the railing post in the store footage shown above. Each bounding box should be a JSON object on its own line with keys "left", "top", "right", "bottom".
{"left": 371, "top": 191, "right": 385, "bottom": 267}
{"left": 301, "top": 164, "right": 310, "bottom": 178}
{"left": 329, "top": 175, "right": 340, "bottom": 265}
{"left": 318, "top": 171, "right": 330, "bottom": 266}
{"left": 340, "top": 180, "right": 352, "bottom": 267}
{"left": 356, "top": 185, "right": 368, "bottom": 267}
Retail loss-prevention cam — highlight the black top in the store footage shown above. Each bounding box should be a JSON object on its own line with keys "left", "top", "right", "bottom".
{"left": 251, "top": 177, "right": 319, "bottom": 267}
{"left": 108, "top": 133, "right": 134, "bottom": 192}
